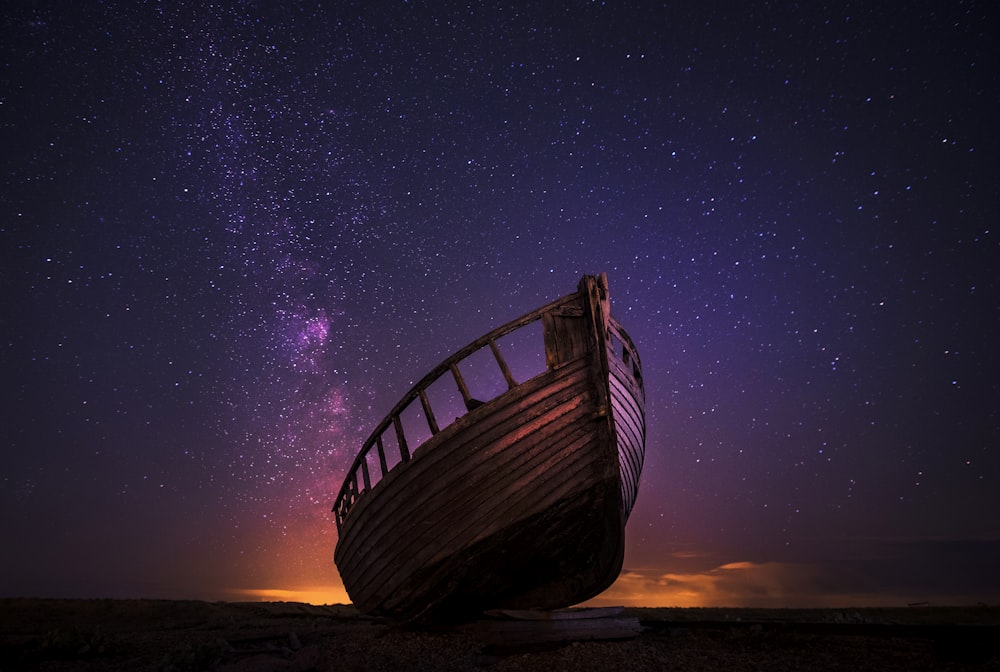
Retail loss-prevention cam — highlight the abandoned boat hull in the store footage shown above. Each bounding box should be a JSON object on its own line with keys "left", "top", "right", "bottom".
{"left": 332, "top": 275, "right": 645, "bottom": 620}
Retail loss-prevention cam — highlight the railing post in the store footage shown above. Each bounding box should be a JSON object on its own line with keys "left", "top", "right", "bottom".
{"left": 419, "top": 390, "right": 440, "bottom": 435}
{"left": 450, "top": 363, "right": 476, "bottom": 411}
{"left": 360, "top": 455, "right": 371, "bottom": 491}
{"left": 376, "top": 436, "right": 388, "bottom": 477}
{"left": 393, "top": 415, "right": 410, "bottom": 461}
{"left": 489, "top": 339, "right": 518, "bottom": 389}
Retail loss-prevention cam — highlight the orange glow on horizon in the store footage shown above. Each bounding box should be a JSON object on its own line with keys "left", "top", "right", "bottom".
{"left": 234, "top": 557, "right": 967, "bottom": 610}
{"left": 582, "top": 561, "right": 937, "bottom": 609}
{"left": 229, "top": 560, "right": 973, "bottom": 611}
{"left": 228, "top": 584, "right": 351, "bottom": 606}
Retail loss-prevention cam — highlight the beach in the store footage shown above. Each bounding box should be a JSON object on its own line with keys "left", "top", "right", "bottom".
{"left": 1, "top": 599, "right": 997, "bottom": 671}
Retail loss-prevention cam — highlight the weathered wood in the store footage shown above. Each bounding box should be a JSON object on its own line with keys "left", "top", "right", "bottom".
{"left": 360, "top": 456, "right": 371, "bottom": 491}
{"left": 332, "top": 274, "right": 645, "bottom": 621}
{"left": 337, "top": 364, "right": 604, "bottom": 613}
{"left": 392, "top": 415, "right": 409, "bottom": 462}
{"left": 489, "top": 339, "right": 518, "bottom": 389}
{"left": 449, "top": 362, "right": 476, "bottom": 411}
{"left": 418, "top": 389, "right": 439, "bottom": 435}
{"left": 376, "top": 436, "right": 388, "bottom": 478}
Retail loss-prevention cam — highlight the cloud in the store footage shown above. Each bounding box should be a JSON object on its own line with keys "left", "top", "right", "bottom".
{"left": 584, "top": 561, "right": 830, "bottom": 608}
{"left": 585, "top": 559, "right": 955, "bottom": 608}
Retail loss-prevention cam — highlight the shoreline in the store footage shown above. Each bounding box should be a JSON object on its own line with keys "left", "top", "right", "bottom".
{"left": 2, "top": 599, "right": 997, "bottom": 670}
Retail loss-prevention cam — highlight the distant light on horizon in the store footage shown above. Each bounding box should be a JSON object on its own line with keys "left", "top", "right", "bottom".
{"left": 228, "top": 585, "right": 351, "bottom": 606}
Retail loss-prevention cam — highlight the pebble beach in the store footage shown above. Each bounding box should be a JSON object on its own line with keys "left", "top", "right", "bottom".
{"left": 2, "top": 599, "right": 997, "bottom": 671}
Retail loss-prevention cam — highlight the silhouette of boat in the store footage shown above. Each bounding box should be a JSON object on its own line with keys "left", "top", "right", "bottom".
{"left": 332, "top": 274, "right": 645, "bottom": 620}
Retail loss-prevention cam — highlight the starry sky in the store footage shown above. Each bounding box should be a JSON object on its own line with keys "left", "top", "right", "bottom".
{"left": 2, "top": 1, "right": 998, "bottom": 608}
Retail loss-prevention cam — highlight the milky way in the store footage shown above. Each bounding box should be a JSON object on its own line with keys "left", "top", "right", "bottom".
{"left": 2, "top": 2, "right": 998, "bottom": 606}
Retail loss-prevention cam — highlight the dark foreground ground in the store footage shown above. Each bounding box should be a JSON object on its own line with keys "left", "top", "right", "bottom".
{"left": 1, "top": 599, "right": 997, "bottom": 671}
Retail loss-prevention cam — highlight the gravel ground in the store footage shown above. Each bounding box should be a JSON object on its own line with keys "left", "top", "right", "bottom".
{"left": 1, "top": 599, "right": 997, "bottom": 671}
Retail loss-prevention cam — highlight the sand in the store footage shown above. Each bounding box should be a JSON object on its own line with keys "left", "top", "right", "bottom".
{"left": 1, "top": 599, "right": 997, "bottom": 671}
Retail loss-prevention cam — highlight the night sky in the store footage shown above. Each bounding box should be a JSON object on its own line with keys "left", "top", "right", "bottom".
{"left": 3, "top": 1, "right": 998, "bottom": 608}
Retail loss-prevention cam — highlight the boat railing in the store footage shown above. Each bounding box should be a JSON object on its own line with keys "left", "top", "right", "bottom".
{"left": 607, "top": 316, "right": 644, "bottom": 396}
{"left": 332, "top": 291, "right": 575, "bottom": 531}
{"left": 333, "top": 293, "right": 646, "bottom": 532}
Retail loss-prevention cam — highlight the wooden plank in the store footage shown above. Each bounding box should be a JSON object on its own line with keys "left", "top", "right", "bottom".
{"left": 336, "top": 364, "right": 593, "bottom": 568}
{"left": 347, "top": 373, "right": 606, "bottom": 607}
{"left": 339, "top": 381, "right": 609, "bottom": 609}
{"left": 348, "top": 433, "right": 600, "bottom": 612}
{"left": 336, "top": 359, "right": 592, "bottom": 563}
{"left": 542, "top": 311, "right": 588, "bottom": 368}
{"left": 340, "top": 381, "right": 601, "bottom": 603}
{"left": 374, "top": 434, "right": 608, "bottom": 615}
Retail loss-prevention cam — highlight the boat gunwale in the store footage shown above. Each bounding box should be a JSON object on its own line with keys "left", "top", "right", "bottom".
{"left": 332, "top": 287, "right": 582, "bottom": 528}
{"left": 332, "top": 279, "right": 647, "bottom": 537}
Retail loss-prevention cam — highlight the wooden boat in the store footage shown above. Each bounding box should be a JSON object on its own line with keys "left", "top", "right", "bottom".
{"left": 332, "top": 274, "right": 645, "bottom": 621}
